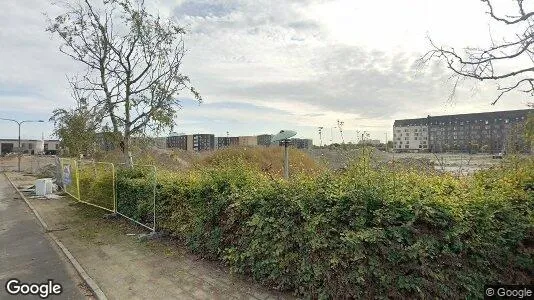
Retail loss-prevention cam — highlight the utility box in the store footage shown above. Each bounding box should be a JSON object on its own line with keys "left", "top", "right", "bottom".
{"left": 35, "top": 178, "right": 53, "bottom": 196}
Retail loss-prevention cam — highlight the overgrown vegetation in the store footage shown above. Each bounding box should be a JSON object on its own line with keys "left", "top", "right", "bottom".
{"left": 78, "top": 149, "right": 533, "bottom": 299}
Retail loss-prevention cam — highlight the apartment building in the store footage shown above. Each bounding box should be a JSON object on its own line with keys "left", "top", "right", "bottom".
{"left": 216, "top": 136, "right": 239, "bottom": 149}
{"left": 167, "top": 134, "right": 215, "bottom": 151}
{"left": 166, "top": 134, "right": 188, "bottom": 150}
{"left": 239, "top": 136, "right": 258, "bottom": 147}
{"left": 291, "top": 138, "right": 313, "bottom": 149}
{"left": 193, "top": 134, "right": 215, "bottom": 151}
{"left": 393, "top": 121, "right": 429, "bottom": 152}
{"left": 277, "top": 138, "right": 313, "bottom": 149}
{"left": 393, "top": 109, "right": 533, "bottom": 153}
{"left": 257, "top": 134, "right": 273, "bottom": 147}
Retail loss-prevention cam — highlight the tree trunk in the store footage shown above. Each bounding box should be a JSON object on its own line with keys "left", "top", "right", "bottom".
{"left": 123, "top": 129, "right": 133, "bottom": 168}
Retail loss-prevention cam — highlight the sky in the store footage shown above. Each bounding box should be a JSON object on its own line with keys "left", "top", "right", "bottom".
{"left": 0, "top": 0, "right": 532, "bottom": 144}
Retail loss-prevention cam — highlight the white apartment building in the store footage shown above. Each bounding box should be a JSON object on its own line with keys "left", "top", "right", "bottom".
{"left": 393, "top": 124, "right": 429, "bottom": 152}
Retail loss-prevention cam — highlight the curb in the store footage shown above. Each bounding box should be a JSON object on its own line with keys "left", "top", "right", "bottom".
{"left": 4, "top": 172, "right": 108, "bottom": 300}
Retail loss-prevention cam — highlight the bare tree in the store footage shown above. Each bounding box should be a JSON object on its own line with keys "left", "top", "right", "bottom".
{"left": 46, "top": 0, "right": 201, "bottom": 166}
{"left": 421, "top": 0, "right": 534, "bottom": 105}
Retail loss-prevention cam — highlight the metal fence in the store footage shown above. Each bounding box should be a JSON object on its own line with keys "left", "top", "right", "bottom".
{"left": 389, "top": 151, "right": 505, "bottom": 176}
{"left": 58, "top": 158, "right": 156, "bottom": 232}
{"left": 78, "top": 161, "right": 116, "bottom": 213}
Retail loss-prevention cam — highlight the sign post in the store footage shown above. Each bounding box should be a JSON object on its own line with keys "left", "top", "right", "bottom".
{"left": 271, "top": 130, "right": 297, "bottom": 180}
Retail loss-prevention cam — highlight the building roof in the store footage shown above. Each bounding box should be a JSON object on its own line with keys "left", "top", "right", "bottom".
{"left": 394, "top": 109, "right": 533, "bottom": 127}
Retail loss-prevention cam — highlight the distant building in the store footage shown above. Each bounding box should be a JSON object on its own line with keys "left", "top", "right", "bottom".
{"left": 0, "top": 139, "right": 60, "bottom": 155}
{"left": 239, "top": 136, "right": 258, "bottom": 147}
{"left": 167, "top": 135, "right": 188, "bottom": 150}
{"left": 217, "top": 136, "right": 239, "bottom": 149}
{"left": 43, "top": 140, "right": 60, "bottom": 155}
{"left": 393, "top": 109, "right": 533, "bottom": 153}
{"left": 167, "top": 134, "right": 215, "bottom": 151}
{"left": 280, "top": 138, "right": 312, "bottom": 149}
{"left": 152, "top": 137, "right": 167, "bottom": 149}
{"left": 257, "top": 134, "right": 273, "bottom": 147}
{"left": 193, "top": 134, "right": 215, "bottom": 151}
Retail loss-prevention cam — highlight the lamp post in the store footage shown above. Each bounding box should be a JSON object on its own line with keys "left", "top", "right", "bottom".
{"left": 318, "top": 127, "right": 323, "bottom": 147}
{"left": 330, "top": 126, "right": 337, "bottom": 145}
{"left": 0, "top": 118, "right": 45, "bottom": 172}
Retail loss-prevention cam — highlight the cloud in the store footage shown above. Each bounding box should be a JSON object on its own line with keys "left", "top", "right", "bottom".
{"left": 174, "top": 0, "right": 238, "bottom": 18}
{"left": 0, "top": 0, "right": 530, "bottom": 144}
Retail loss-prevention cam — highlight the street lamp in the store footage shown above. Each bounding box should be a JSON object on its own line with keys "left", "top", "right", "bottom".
{"left": 0, "top": 118, "right": 45, "bottom": 172}
{"left": 330, "top": 126, "right": 337, "bottom": 145}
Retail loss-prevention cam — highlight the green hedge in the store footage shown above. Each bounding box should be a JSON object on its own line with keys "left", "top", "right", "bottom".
{"left": 78, "top": 163, "right": 115, "bottom": 210}
{"left": 105, "top": 157, "right": 533, "bottom": 298}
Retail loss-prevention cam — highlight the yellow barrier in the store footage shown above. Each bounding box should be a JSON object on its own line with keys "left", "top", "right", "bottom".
{"left": 58, "top": 158, "right": 156, "bottom": 232}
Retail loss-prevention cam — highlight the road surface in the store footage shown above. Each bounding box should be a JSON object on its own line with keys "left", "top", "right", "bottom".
{"left": 0, "top": 173, "right": 89, "bottom": 299}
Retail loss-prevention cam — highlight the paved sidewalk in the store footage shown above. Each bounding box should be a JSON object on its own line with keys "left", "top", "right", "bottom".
{"left": 6, "top": 172, "right": 293, "bottom": 300}
{"left": 0, "top": 174, "right": 90, "bottom": 299}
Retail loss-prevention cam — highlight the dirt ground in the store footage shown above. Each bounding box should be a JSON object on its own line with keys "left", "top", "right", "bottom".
{"left": 6, "top": 172, "right": 293, "bottom": 300}
{"left": 306, "top": 148, "right": 506, "bottom": 174}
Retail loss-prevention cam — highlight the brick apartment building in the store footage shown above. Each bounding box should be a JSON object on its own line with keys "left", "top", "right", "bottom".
{"left": 393, "top": 109, "right": 533, "bottom": 153}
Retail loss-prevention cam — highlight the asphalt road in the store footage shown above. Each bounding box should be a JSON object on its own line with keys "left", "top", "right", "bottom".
{"left": 0, "top": 174, "right": 88, "bottom": 299}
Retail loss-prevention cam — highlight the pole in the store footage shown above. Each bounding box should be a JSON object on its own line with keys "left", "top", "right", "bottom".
{"left": 284, "top": 140, "right": 289, "bottom": 179}
{"left": 385, "top": 132, "right": 388, "bottom": 152}
{"left": 331, "top": 126, "right": 337, "bottom": 144}
{"left": 0, "top": 118, "right": 44, "bottom": 172}
{"left": 18, "top": 122, "right": 21, "bottom": 172}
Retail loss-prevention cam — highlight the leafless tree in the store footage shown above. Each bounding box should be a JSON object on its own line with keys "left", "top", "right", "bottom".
{"left": 46, "top": 0, "right": 202, "bottom": 166}
{"left": 421, "top": 0, "right": 534, "bottom": 105}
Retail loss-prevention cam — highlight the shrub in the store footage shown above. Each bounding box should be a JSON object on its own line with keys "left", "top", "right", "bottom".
{"left": 82, "top": 154, "right": 534, "bottom": 298}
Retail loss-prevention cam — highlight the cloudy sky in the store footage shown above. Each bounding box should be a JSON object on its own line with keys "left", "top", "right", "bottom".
{"left": 0, "top": 0, "right": 532, "bottom": 144}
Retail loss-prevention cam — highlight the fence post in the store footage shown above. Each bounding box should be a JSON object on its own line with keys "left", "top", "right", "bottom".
{"left": 75, "top": 159, "right": 81, "bottom": 201}
{"left": 152, "top": 165, "right": 156, "bottom": 233}
{"left": 112, "top": 163, "right": 117, "bottom": 214}
{"left": 55, "top": 156, "right": 63, "bottom": 190}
